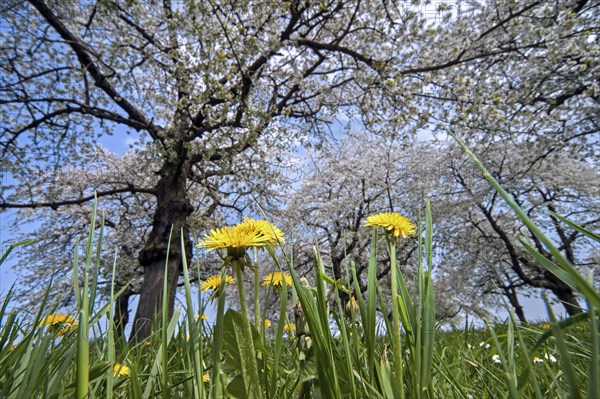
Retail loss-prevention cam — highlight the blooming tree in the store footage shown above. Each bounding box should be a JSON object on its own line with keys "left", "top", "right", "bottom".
{"left": 1, "top": 0, "right": 596, "bottom": 338}
{"left": 424, "top": 0, "right": 599, "bottom": 320}
{"left": 438, "top": 142, "right": 599, "bottom": 320}
{"left": 279, "top": 131, "right": 466, "bottom": 318}
{"left": 0, "top": 0, "right": 447, "bottom": 339}
{"left": 283, "top": 129, "right": 599, "bottom": 322}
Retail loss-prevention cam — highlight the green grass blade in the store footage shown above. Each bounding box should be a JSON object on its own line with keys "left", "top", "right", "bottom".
{"left": 281, "top": 245, "right": 338, "bottom": 398}
{"left": 334, "top": 289, "right": 358, "bottom": 398}
{"left": 161, "top": 227, "right": 174, "bottom": 399}
{"left": 517, "top": 237, "right": 579, "bottom": 292}
{"left": 425, "top": 198, "right": 433, "bottom": 272}
{"left": 268, "top": 266, "right": 288, "bottom": 398}
{"left": 88, "top": 211, "right": 105, "bottom": 316}
{"left": 486, "top": 321, "right": 520, "bottom": 399}
{"left": 76, "top": 309, "right": 89, "bottom": 399}
{"left": 72, "top": 235, "right": 81, "bottom": 311}
{"left": 106, "top": 251, "right": 118, "bottom": 399}
{"left": 0, "top": 239, "right": 36, "bottom": 266}
{"left": 76, "top": 196, "right": 97, "bottom": 399}
{"left": 544, "top": 296, "right": 581, "bottom": 399}
{"left": 512, "top": 318, "right": 542, "bottom": 397}
{"left": 530, "top": 312, "right": 589, "bottom": 353}
{"left": 142, "top": 308, "right": 180, "bottom": 399}
{"left": 365, "top": 230, "right": 379, "bottom": 375}
{"left": 549, "top": 211, "right": 600, "bottom": 243}
{"left": 418, "top": 198, "right": 435, "bottom": 396}
{"left": 212, "top": 270, "right": 228, "bottom": 399}
{"left": 589, "top": 299, "right": 599, "bottom": 399}
{"left": 180, "top": 229, "right": 204, "bottom": 398}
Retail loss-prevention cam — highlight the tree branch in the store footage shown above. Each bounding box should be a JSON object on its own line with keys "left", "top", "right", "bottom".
{"left": 27, "top": 0, "right": 161, "bottom": 140}
{"left": 0, "top": 187, "right": 156, "bottom": 210}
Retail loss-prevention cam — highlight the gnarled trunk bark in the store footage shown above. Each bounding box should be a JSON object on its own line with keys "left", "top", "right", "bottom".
{"left": 130, "top": 160, "right": 193, "bottom": 341}
{"left": 504, "top": 288, "right": 527, "bottom": 323}
{"left": 113, "top": 289, "right": 132, "bottom": 340}
{"left": 551, "top": 285, "right": 582, "bottom": 316}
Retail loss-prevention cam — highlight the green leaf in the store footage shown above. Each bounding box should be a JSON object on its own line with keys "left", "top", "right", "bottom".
{"left": 549, "top": 211, "right": 600, "bottom": 243}
{"left": 0, "top": 239, "right": 36, "bottom": 266}
{"left": 223, "top": 309, "right": 263, "bottom": 398}
{"left": 588, "top": 300, "right": 599, "bottom": 399}
{"left": 545, "top": 296, "right": 581, "bottom": 399}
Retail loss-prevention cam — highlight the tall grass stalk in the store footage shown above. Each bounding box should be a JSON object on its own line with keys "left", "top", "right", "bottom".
{"left": 211, "top": 269, "right": 227, "bottom": 398}
{"left": 76, "top": 196, "right": 99, "bottom": 399}
{"left": 180, "top": 229, "right": 204, "bottom": 398}
{"left": 545, "top": 295, "right": 581, "bottom": 399}
{"left": 160, "top": 227, "right": 174, "bottom": 399}
{"left": 106, "top": 251, "right": 118, "bottom": 399}
{"left": 589, "top": 295, "right": 599, "bottom": 399}
{"left": 386, "top": 238, "right": 406, "bottom": 399}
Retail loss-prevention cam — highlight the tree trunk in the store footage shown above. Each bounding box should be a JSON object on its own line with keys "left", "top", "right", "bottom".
{"left": 552, "top": 286, "right": 582, "bottom": 316}
{"left": 503, "top": 288, "right": 527, "bottom": 323}
{"left": 331, "top": 253, "right": 350, "bottom": 308}
{"left": 130, "top": 160, "right": 193, "bottom": 341}
{"left": 113, "top": 290, "right": 131, "bottom": 340}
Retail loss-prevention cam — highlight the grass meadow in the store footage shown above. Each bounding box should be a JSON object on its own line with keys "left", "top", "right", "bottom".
{"left": 0, "top": 133, "right": 597, "bottom": 398}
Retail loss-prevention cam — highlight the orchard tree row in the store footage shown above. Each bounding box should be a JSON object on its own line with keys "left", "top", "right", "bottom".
{"left": 1, "top": 0, "right": 597, "bottom": 338}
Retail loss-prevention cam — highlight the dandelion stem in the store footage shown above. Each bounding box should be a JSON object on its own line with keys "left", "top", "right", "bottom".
{"left": 388, "top": 239, "right": 406, "bottom": 399}
{"left": 233, "top": 259, "right": 262, "bottom": 398}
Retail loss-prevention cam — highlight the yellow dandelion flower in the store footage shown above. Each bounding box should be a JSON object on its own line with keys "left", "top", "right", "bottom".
{"left": 365, "top": 212, "right": 416, "bottom": 239}
{"left": 39, "top": 314, "right": 78, "bottom": 336}
{"left": 39, "top": 313, "right": 76, "bottom": 327}
{"left": 197, "top": 218, "right": 285, "bottom": 257}
{"left": 239, "top": 216, "right": 285, "bottom": 247}
{"left": 345, "top": 296, "right": 359, "bottom": 316}
{"left": 264, "top": 319, "right": 272, "bottom": 328}
{"left": 532, "top": 356, "right": 544, "bottom": 364}
{"left": 113, "top": 363, "right": 130, "bottom": 377}
{"left": 198, "top": 224, "right": 268, "bottom": 254}
{"left": 283, "top": 323, "right": 296, "bottom": 331}
{"left": 262, "top": 272, "right": 292, "bottom": 288}
{"left": 200, "top": 314, "right": 209, "bottom": 320}
{"left": 56, "top": 323, "right": 79, "bottom": 336}
{"left": 201, "top": 274, "right": 235, "bottom": 291}
{"left": 202, "top": 373, "right": 209, "bottom": 382}
{"left": 539, "top": 323, "right": 551, "bottom": 330}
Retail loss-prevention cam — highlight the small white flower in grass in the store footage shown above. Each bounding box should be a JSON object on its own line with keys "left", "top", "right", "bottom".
{"left": 479, "top": 341, "right": 490, "bottom": 349}
{"left": 492, "top": 354, "right": 502, "bottom": 364}
{"left": 544, "top": 353, "right": 557, "bottom": 363}
{"left": 467, "top": 343, "right": 473, "bottom": 350}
